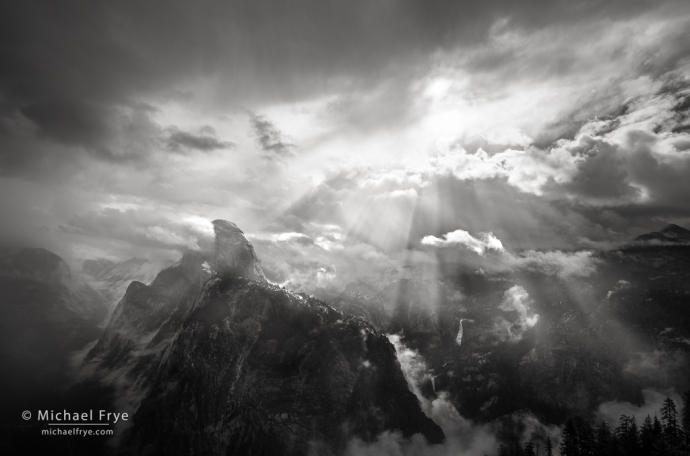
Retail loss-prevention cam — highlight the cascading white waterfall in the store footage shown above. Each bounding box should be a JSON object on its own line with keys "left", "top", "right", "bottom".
{"left": 455, "top": 319, "right": 475, "bottom": 346}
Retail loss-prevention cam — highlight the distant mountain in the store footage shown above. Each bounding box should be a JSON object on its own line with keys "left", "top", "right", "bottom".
{"left": 83, "top": 220, "right": 442, "bottom": 455}
{"left": 0, "top": 247, "right": 108, "bottom": 355}
{"left": 0, "top": 246, "right": 72, "bottom": 282}
{"left": 0, "top": 247, "right": 109, "bottom": 449}
{"left": 634, "top": 223, "right": 690, "bottom": 243}
{"left": 82, "top": 257, "right": 158, "bottom": 317}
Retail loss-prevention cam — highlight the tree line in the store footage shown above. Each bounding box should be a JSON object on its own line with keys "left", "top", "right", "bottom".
{"left": 496, "top": 391, "right": 690, "bottom": 456}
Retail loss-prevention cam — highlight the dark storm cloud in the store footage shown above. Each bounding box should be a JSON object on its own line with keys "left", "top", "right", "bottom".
{"left": 165, "top": 127, "right": 234, "bottom": 152}
{"left": 0, "top": 0, "right": 675, "bottom": 176}
{"left": 249, "top": 114, "right": 295, "bottom": 161}
{"left": 1, "top": 0, "right": 689, "bottom": 274}
{"left": 549, "top": 90, "right": 690, "bottom": 227}
{"left": 0, "top": 0, "right": 148, "bottom": 171}
{"left": 20, "top": 100, "right": 111, "bottom": 148}
{"left": 561, "top": 138, "right": 639, "bottom": 201}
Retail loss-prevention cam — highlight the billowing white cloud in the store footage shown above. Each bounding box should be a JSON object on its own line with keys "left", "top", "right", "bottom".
{"left": 493, "top": 285, "right": 540, "bottom": 343}
{"left": 425, "top": 145, "right": 581, "bottom": 196}
{"left": 423, "top": 228, "right": 600, "bottom": 278}
{"left": 509, "top": 250, "right": 600, "bottom": 278}
{"left": 422, "top": 230, "right": 504, "bottom": 255}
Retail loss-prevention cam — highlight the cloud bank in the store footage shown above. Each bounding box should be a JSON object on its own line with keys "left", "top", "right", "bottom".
{"left": 0, "top": 0, "right": 689, "bottom": 293}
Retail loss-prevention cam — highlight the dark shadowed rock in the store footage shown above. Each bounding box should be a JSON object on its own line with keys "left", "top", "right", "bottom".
{"left": 123, "top": 277, "right": 444, "bottom": 455}
{"left": 634, "top": 223, "right": 690, "bottom": 244}
{"left": 84, "top": 219, "right": 272, "bottom": 405}
{"left": 84, "top": 251, "right": 209, "bottom": 408}
{"left": 659, "top": 223, "right": 690, "bottom": 241}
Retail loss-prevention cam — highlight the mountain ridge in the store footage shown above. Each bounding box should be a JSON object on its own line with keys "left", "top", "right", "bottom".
{"left": 634, "top": 223, "right": 690, "bottom": 244}
{"left": 81, "top": 220, "right": 443, "bottom": 455}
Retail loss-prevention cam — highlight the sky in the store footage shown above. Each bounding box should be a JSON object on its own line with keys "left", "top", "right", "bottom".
{"left": 1, "top": 0, "right": 690, "bottom": 289}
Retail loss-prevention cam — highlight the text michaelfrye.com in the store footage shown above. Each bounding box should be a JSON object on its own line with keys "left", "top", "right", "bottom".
{"left": 21, "top": 409, "right": 128, "bottom": 437}
{"left": 41, "top": 428, "right": 114, "bottom": 437}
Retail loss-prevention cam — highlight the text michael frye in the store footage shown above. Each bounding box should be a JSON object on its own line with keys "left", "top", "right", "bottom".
{"left": 35, "top": 410, "right": 129, "bottom": 423}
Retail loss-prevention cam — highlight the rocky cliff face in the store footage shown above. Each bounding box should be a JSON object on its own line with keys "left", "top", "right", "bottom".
{"left": 84, "top": 251, "right": 209, "bottom": 411}
{"left": 211, "top": 219, "right": 267, "bottom": 282}
{"left": 83, "top": 220, "right": 443, "bottom": 455}
{"left": 124, "top": 277, "right": 443, "bottom": 455}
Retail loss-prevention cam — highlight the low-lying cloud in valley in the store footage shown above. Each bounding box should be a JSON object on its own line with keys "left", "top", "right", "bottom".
{"left": 345, "top": 336, "right": 561, "bottom": 456}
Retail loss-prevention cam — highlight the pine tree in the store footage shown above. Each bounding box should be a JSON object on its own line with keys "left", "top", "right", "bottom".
{"left": 653, "top": 415, "right": 663, "bottom": 438}
{"left": 640, "top": 415, "right": 655, "bottom": 456}
{"left": 651, "top": 438, "right": 669, "bottom": 456}
{"left": 649, "top": 415, "right": 667, "bottom": 456}
{"left": 611, "top": 432, "right": 619, "bottom": 456}
{"left": 616, "top": 414, "right": 639, "bottom": 456}
{"left": 515, "top": 440, "right": 525, "bottom": 456}
{"left": 498, "top": 443, "right": 509, "bottom": 456}
{"left": 660, "top": 397, "right": 679, "bottom": 445}
{"left": 561, "top": 418, "right": 580, "bottom": 456}
{"left": 628, "top": 415, "right": 640, "bottom": 456}
{"left": 596, "top": 420, "right": 612, "bottom": 456}
{"left": 524, "top": 440, "right": 536, "bottom": 456}
{"left": 575, "top": 416, "right": 595, "bottom": 456}
{"left": 616, "top": 415, "right": 630, "bottom": 441}
{"left": 682, "top": 390, "right": 690, "bottom": 446}
{"left": 545, "top": 438, "right": 553, "bottom": 456}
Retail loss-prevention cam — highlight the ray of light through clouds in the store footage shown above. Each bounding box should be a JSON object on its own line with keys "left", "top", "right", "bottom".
{"left": 1, "top": 0, "right": 690, "bottom": 286}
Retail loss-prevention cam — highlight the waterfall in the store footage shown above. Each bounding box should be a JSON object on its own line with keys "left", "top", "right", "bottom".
{"left": 455, "top": 319, "right": 474, "bottom": 346}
